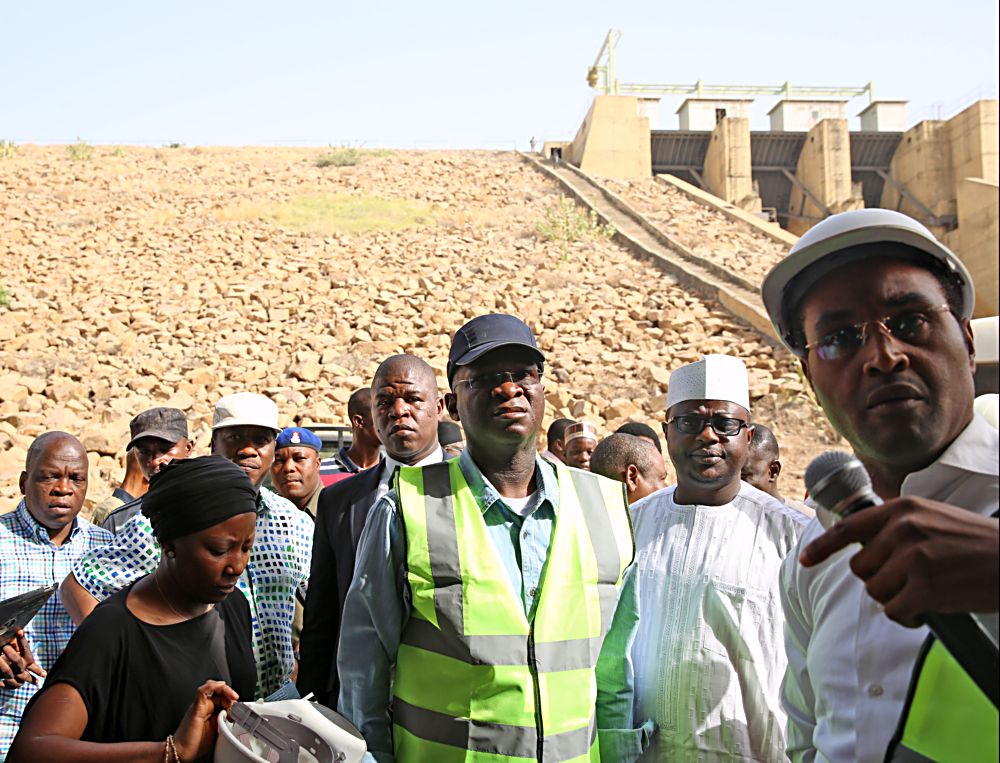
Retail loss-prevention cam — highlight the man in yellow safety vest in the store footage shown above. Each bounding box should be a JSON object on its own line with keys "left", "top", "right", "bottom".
{"left": 338, "top": 314, "right": 653, "bottom": 762}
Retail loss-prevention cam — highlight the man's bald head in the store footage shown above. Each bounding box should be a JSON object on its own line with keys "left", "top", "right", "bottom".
{"left": 20, "top": 431, "right": 89, "bottom": 543}
{"left": 26, "top": 431, "right": 86, "bottom": 472}
{"left": 372, "top": 354, "right": 439, "bottom": 392}
{"left": 615, "top": 421, "right": 662, "bottom": 453}
{"left": 591, "top": 433, "right": 667, "bottom": 504}
{"left": 371, "top": 354, "right": 443, "bottom": 463}
{"left": 591, "top": 433, "right": 659, "bottom": 480}
{"left": 749, "top": 423, "right": 780, "bottom": 461}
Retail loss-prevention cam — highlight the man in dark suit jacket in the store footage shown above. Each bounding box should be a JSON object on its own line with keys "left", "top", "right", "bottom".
{"left": 297, "top": 354, "right": 445, "bottom": 705}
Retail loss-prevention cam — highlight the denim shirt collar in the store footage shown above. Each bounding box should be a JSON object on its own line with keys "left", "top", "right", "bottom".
{"left": 14, "top": 498, "right": 81, "bottom": 545}
{"left": 457, "top": 449, "right": 560, "bottom": 517}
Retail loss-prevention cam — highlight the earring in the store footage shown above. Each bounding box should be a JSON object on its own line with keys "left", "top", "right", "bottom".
{"left": 166, "top": 551, "right": 176, "bottom": 559}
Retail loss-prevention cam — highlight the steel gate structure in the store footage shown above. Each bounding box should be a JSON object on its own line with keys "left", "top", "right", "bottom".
{"left": 650, "top": 130, "right": 922, "bottom": 227}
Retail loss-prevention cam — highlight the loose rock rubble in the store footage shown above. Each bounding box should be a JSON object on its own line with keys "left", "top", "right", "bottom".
{"left": 0, "top": 146, "right": 841, "bottom": 511}
{"left": 602, "top": 178, "right": 789, "bottom": 284}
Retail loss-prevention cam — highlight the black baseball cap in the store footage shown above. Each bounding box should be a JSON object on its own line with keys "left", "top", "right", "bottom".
{"left": 447, "top": 314, "right": 545, "bottom": 384}
{"left": 126, "top": 407, "right": 189, "bottom": 451}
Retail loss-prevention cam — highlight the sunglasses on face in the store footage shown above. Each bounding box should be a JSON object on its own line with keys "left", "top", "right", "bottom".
{"left": 667, "top": 414, "right": 749, "bottom": 437}
{"left": 804, "top": 305, "right": 951, "bottom": 362}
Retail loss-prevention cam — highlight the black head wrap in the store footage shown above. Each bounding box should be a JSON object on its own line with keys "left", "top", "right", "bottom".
{"left": 142, "top": 455, "right": 258, "bottom": 544}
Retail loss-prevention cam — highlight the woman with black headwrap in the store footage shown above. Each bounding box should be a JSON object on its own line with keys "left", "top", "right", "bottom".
{"left": 10, "top": 456, "right": 258, "bottom": 763}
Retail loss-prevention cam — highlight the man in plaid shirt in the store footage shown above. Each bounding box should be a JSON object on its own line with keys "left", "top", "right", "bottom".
{"left": 0, "top": 432, "right": 112, "bottom": 760}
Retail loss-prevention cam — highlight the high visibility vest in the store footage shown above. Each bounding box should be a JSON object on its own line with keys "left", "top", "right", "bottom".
{"left": 886, "top": 635, "right": 999, "bottom": 762}
{"left": 391, "top": 459, "right": 634, "bottom": 763}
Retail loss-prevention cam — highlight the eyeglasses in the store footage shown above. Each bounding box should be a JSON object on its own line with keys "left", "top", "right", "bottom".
{"left": 667, "top": 415, "right": 749, "bottom": 437}
{"left": 804, "top": 305, "right": 952, "bottom": 362}
{"left": 454, "top": 368, "right": 542, "bottom": 392}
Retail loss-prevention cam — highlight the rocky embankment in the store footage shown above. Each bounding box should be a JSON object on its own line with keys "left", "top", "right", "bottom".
{"left": 0, "top": 147, "right": 841, "bottom": 509}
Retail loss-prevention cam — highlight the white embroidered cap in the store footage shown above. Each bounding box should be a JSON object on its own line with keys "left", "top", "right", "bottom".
{"left": 564, "top": 420, "right": 599, "bottom": 444}
{"left": 666, "top": 355, "right": 751, "bottom": 414}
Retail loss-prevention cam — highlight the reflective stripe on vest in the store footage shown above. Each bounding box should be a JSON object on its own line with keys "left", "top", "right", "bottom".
{"left": 886, "top": 636, "right": 999, "bottom": 763}
{"left": 392, "top": 459, "right": 634, "bottom": 763}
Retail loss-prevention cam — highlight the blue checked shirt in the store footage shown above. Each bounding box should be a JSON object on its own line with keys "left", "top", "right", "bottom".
{"left": 339, "top": 451, "right": 652, "bottom": 763}
{"left": 0, "top": 501, "right": 112, "bottom": 760}
{"left": 71, "top": 487, "right": 313, "bottom": 699}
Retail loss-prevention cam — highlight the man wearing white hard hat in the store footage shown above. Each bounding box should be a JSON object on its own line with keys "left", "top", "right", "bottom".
{"left": 762, "top": 208, "right": 998, "bottom": 762}
{"left": 60, "top": 392, "right": 314, "bottom": 700}
{"left": 630, "top": 355, "right": 808, "bottom": 761}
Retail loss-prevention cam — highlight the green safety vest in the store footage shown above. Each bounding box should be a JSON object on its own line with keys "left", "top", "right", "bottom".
{"left": 886, "top": 635, "right": 999, "bottom": 762}
{"left": 391, "top": 459, "right": 635, "bottom": 763}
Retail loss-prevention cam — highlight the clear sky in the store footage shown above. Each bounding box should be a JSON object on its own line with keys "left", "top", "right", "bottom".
{"left": 2, "top": 0, "right": 997, "bottom": 149}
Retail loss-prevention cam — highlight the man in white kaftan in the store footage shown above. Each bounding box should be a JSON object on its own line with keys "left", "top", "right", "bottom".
{"left": 631, "top": 355, "right": 808, "bottom": 762}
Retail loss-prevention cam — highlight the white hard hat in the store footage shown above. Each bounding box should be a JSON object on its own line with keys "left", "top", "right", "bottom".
{"left": 761, "top": 208, "right": 975, "bottom": 353}
{"left": 971, "top": 316, "right": 998, "bottom": 365}
{"left": 215, "top": 699, "right": 367, "bottom": 763}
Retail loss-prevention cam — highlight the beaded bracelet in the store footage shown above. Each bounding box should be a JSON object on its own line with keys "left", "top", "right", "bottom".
{"left": 164, "top": 734, "right": 181, "bottom": 762}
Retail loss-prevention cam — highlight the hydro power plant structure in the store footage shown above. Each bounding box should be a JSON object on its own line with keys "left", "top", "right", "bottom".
{"left": 544, "top": 30, "right": 998, "bottom": 319}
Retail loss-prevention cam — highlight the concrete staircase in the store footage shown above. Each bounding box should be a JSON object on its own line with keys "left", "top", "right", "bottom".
{"left": 521, "top": 154, "right": 780, "bottom": 343}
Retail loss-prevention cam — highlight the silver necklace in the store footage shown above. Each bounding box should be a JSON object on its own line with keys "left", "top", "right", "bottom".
{"left": 154, "top": 570, "right": 189, "bottom": 621}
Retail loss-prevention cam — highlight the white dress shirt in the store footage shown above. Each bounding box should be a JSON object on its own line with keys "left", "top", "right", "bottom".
{"left": 780, "top": 414, "right": 1000, "bottom": 763}
{"left": 376, "top": 446, "right": 445, "bottom": 503}
{"left": 631, "top": 481, "right": 809, "bottom": 762}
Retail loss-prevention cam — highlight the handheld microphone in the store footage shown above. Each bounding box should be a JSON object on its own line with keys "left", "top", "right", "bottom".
{"left": 805, "top": 451, "right": 999, "bottom": 708}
